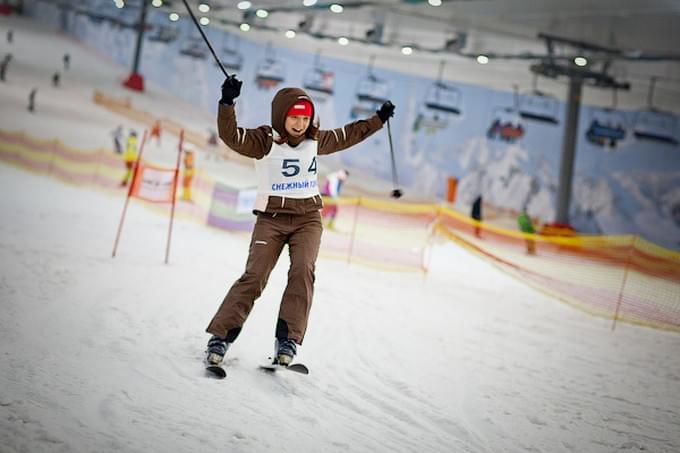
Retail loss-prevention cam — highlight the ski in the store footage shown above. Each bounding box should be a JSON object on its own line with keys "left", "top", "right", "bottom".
{"left": 259, "top": 362, "right": 309, "bottom": 375}
{"left": 204, "top": 359, "right": 227, "bottom": 379}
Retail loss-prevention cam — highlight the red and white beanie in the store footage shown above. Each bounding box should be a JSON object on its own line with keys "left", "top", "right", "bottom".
{"left": 286, "top": 100, "right": 313, "bottom": 117}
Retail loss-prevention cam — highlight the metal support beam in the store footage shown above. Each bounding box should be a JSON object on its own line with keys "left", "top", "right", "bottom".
{"left": 555, "top": 76, "right": 583, "bottom": 225}
{"left": 123, "top": 0, "right": 148, "bottom": 91}
{"left": 131, "top": 0, "right": 148, "bottom": 75}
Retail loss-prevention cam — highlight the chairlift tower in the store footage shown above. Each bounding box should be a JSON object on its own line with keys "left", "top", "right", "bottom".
{"left": 123, "top": 0, "right": 148, "bottom": 91}
{"left": 531, "top": 34, "right": 630, "bottom": 226}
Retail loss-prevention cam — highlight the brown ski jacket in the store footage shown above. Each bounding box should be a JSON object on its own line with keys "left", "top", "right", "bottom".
{"left": 217, "top": 87, "right": 384, "bottom": 215}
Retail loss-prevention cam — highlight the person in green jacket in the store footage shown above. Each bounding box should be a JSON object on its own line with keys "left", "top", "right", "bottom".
{"left": 517, "top": 210, "right": 536, "bottom": 255}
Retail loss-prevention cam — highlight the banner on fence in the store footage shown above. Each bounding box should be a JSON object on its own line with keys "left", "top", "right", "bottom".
{"left": 131, "top": 163, "right": 177, "bottom": 203}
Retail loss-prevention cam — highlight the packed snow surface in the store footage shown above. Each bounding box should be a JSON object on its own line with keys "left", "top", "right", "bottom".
{"left": 1, "top": 13, "right": 679, "bottom": 453}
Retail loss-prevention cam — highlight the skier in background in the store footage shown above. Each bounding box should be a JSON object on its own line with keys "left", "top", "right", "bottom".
{"left": 120, "top": 130, "right": 138, "bottom": 187}
{"left": 181, "top": 147, "right": 195, "bottom": 201}
{"left": 62, "top": 53, "right": 70, "bottom": 70}
{"left": 517, "top": 210, "right": 536, "bottom": 255}
{"left": 204, "top": 75, "right": 395, "bottom": 368}
{"left": 6, "top": 30, "right": 13, "bottom": 44}
{"left": 471, "top": 195, "right": 483, "bottom": 238}
{"left": 149, "top": 120, "right": 162, "bottom": 146}
{"left": 320, "top": 168, "right": 349, "bottom": 230}
{"left": 0, "top": 58, "right": 7, "bottom": 82}
{"left": 111, "top": 125, "right": 123, "bottom": 154}
{"left": 52, "top": 71, "right": 60, "bottom": 87}
{"left": 206, "top": 128, "right": 218, "bottom": 160}
{"left": 27, "top": 88, "right": 37, "bottom": 113}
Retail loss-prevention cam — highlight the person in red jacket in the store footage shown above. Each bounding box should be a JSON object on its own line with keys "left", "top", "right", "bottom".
{"left": 149, "top": 120, "right": 161, "bottom": 146}
{"left": 205, "top": 75, "right": 395, "bottom": 367}
{"left": 320, "top": 168, "right": 349, "bottom": 230}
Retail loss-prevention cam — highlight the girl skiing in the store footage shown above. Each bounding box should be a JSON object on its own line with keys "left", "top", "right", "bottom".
{"left": 205, "top": 75, "right": 395, "bottom": 367}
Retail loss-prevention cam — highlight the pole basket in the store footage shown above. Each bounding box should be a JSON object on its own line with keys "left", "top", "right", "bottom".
{"left": 123, "top": 73, "right": 145, "bottom": 92}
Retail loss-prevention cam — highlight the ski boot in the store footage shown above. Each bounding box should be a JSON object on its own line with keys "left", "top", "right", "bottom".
{"left": 275, "top": 338, "right": 297, "bottom": 366}
{"left": 206, "top": 335, "right": 229, "bottom": 366}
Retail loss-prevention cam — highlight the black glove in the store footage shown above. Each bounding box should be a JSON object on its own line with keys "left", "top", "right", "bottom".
{"left": 219, "top": 75, "right": 242, "bottom": 105}
{"left": 376, "top": 101, "right": 395, "bottom": 123}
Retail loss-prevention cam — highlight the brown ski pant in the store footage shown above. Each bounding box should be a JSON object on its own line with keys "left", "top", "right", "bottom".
{"left": 206, "top": 210, "right": 322, "bottom": 344}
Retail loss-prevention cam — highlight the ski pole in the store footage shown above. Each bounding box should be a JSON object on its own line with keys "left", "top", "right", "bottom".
{"left": 180, "top": 0, "right": 230, "bottom": 78}
{"left": 386, "top": 118, "right": 403, "bottom": 199}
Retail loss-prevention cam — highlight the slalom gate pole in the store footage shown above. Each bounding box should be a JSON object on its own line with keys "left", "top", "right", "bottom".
{"left": 165, "top": 130, "right": 184, "bottom": 264}
{"left": 386, "top": 119, "right": 403, "bottom": 198}
{"left": 112, "top": 130, "right": 148, "bottom": 258}
{"left": 180, "top": 0, "right": 230, "bottom": 78}
{"left": 346, "top": 197, "right": 361, "bottom": 265}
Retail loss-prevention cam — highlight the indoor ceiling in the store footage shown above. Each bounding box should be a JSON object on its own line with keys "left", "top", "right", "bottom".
{"left": 161, "top": 0, "right": 680, "bottom": 109}
{"left": 183, "top": 0, "right": 680, "bottom": 55}
{"left": 84, "top": 0, "right": 680, "bottom": 109}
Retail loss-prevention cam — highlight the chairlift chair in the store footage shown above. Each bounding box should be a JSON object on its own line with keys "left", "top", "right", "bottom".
{"left": 585, "top": 108, "right": 626, "bottom": 148}
{"left": 303, "top": 67, "right": 335, "bottom": 96}
{"left": 216, "top": 48, "right": 243, "bottom": 73}
{"left": 148, "top": 25, "right": 179, "bottom": 44}
{"left": 519, "top": 91, "right": 559, "bottom": 124}
{"left": 180, "top": 36, "right": 208, "bottom": 59}
{"left": 487, "top": 88, "right": 524, "bottom": 143}
{"left": 351, "top": 74, "right": 389, "bottom": 118}
{"left": 415, "top": 80, "right": 463, "bottom": 133}
{"left": 303, "top": 51, "right": 335, "bottom": 99}
{"left": 632, "top": 79, "right": 678, "bottom": 145}
{"left": 633, "top": 110, "right": 678, "bottom": 145}
{"left": 519, "top": 75, "right": 559, "bottom": 124}
{"left": 255, "top": 58, "right": 286, "bottom": 90}
{"left": 255, "top": 44, "right": 286, "bottom": 90}
{"left": 215, "top": 34, "right": 244, "bottom": 73}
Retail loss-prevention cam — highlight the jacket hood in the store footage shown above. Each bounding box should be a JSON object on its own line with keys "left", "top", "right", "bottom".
{"left": 271, "top": 87, "right": 317, "bottom": 146}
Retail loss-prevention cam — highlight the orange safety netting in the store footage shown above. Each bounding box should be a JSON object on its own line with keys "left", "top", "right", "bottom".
{"left": 436, "top": 207, "right": 680, "bottom": 332}
{"left": 2, "top": 128, "right": 679, "bottom": 332}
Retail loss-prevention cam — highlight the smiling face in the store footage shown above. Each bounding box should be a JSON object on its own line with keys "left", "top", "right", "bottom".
{"left": 284, "top": 114, "right": 311, "bottom": 138}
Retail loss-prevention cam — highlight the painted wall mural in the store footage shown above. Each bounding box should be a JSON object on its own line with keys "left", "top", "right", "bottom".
{"left": 26, "top": 0, "right": 680, "bottom": 250}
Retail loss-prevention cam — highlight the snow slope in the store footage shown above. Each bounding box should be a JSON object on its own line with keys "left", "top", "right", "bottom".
{"left": 1, "top": 14, "right": 680, "bottom": 453}
{"left": 2, "top": 156, "right": 680, "bottom": 453}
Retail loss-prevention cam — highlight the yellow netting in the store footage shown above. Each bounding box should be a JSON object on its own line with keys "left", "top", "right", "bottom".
{"left": 2, "top": 128, "right": 679, "bottom": 332}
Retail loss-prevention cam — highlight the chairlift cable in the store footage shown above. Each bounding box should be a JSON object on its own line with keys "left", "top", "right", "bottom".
{"left": 647, "top": 76, "right": 657, "bottom": 110}
{"left": 437, "top": 60, "right": 445, "bottom": 83}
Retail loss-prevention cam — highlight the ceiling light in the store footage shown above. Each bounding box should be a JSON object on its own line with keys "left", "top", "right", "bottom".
{"left": 199, "top": 16, "right": 210, "bottom": 25}
{"left": 237, "top": 1, "right": 252, "bottom": 10}
{"left": 198, "top": 3, "right": 210, "bottom": 13}
{"left": 114, "top": 0, "right": 124, "bottom": 9}
{"left": 151, "top": 0, "right": 163, "bottom": 7}
{"left": 240, "top": 23, "right": 251, "bottom": 31}
{"left": 574, "top": 56, "right": 588, "bottom": 66}
{"left": 303, "top": 0, "right": 318, "bottom": 5}
{"left": 428, "top": 0, "right": 442, "bottom": 5}
{"left": 338, "top": 36, "right": 349, "bottom": 46}
{"left": 285, "top": 30, "right": 296, "bottom": 39}
{"left": 401, "top": 46, "right": 413, "bottom": 55}
{"left": 256, "top": 9, "right": 269, "bottom": 18}
{"left": 476, "top": 55, "right": 489, "bottom": 64}
{"left": 169, "top": 12, "right": 179, "bottom": 21}
{"left": 330, "top": 4, "right": 343, "bottom": 13}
